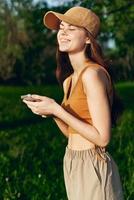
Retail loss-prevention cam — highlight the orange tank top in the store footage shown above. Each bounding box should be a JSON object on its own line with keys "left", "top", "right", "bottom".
{"left": 61, "top": 64, "right": 113, "bottom": 134}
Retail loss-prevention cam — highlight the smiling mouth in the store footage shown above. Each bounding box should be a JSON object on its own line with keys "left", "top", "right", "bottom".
{"left": 60, "top": 39, "right": 70, "bottom": 42}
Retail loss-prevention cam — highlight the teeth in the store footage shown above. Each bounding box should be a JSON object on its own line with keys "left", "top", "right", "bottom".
{"left": 60, "top": 39, "right": 69, "bottom": 42}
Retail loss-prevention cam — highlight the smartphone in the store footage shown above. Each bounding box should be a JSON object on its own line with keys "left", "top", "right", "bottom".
{"left": 21, "top": 94, "right": 41, "bottom": 102}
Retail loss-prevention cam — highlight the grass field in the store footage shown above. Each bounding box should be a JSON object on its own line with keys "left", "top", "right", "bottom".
{"left": 0, "top": 82, "right": 134, "bottom": 200}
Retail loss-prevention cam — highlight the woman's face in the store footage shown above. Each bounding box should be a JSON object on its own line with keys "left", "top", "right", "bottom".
{"left": 57, "top": 21, "right": 89, "bottom": 54}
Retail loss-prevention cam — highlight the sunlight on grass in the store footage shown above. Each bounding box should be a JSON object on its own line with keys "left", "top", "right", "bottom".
{"left": 0, "top": 82, "right": 134, "bottom": 199}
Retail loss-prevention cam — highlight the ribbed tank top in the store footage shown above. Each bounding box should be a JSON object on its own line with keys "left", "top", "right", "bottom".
{"left": 61, "top": 64, "right": 113, "bottom": 134}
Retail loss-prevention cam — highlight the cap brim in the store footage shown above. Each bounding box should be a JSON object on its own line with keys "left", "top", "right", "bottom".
{"left": 43, "top": 11, "right": 80, "bottom": 30}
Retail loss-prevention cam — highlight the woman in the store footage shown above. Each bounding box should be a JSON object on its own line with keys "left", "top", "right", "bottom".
{"left": 23, "top": 6, "right": 124, "bottom": 200}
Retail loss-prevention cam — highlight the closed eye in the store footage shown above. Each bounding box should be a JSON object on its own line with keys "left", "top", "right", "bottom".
{"left": 59, "top": 23, "right": 77, "bottom": 31}
{"left": 68, "top": 28, "right": 76, "bottom": 30}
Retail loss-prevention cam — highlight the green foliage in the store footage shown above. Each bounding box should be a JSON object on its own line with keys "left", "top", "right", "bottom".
{"left": 0, "top": 0, "right": 57, "bottom": 85}
{"left": 71, "top": 0, "right": 134, "bottom": 81}
{"left": 0, "top": 84, "right": 67, "bottom": 199}
{"left": 108, "top": 82, "right": 134, "bottom": 200}
{"left": 0, "top": 0, "right": 134, "bottom": 85}
{"left": 0, "top": 83, "right": 134, "bottom": 199}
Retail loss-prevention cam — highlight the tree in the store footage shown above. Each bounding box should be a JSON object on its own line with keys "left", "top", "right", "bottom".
{"left": 70, "top": 0, "right": 134, "bottom": 81}
{"left": 0, "top": 0, "right": 30, "bottom": 82}
{"left": 0, "top": 0, "right": 133, "bottom": 84}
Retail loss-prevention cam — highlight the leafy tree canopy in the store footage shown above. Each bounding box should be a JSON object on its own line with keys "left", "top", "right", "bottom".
{"left": 0, "top": 0, "right": 133, "bottom": 85}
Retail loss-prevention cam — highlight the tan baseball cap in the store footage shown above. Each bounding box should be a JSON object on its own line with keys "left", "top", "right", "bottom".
{"left": 43, "top": 6, "right": 100, "bottom": 38}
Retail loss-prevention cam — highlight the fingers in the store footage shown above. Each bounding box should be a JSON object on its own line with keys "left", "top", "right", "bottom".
{"left": 23, "top": 99, "right": 38, "bottom": 107}
{"left": 22, "top": 94, "right": 53, "bottom": 103}
{"left": 24, "top": 103, "right": 40, "bottom": 115}
{"left": 42, "top": 115, "right": 47, "bottom": 118}
{"left": 31, "top": 94, "right": 52, "bottom": 102}
{"left": 22, "top": 95, "right": 51, "bottom": 118}
{"left": 33, "top": 111, "right": 39, "bottom": 115}
{"left": 31, "top": 94, "right": 45, "bottom": 100}
{"left": 23, "top": 100, "right": 38, "bottom": 112}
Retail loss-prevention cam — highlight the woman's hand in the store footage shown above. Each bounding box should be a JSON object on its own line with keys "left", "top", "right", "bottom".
{"left": 22, "top": 94, "right": 58, "bottom": 117}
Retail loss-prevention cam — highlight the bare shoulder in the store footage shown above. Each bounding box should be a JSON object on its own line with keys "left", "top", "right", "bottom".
{"left": 82, "top": 66, "right": 109, "bottom": 88}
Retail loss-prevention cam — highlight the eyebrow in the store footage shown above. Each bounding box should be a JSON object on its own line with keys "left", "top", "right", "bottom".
{"left": 60, "top": 22, "right": 75, "bottom": 27}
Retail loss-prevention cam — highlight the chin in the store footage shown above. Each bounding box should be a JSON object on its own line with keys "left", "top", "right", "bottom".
{"left": 58, "top": 42, "right": 72, "bottom": 52}
{"left": 59, "top": 47, "right": 69, "bottom": 52}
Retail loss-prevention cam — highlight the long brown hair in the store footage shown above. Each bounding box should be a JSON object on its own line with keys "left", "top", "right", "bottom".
{"left": 56, "top": 31, "right": 124, "bottom": 127}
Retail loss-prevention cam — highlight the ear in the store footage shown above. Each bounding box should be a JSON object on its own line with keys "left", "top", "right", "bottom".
{"left": 85, "top": 38, "right": 91, "bottom": 44}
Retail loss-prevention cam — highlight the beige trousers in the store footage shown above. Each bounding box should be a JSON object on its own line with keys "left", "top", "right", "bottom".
{"left": 63, "top": 146, "right": 124, "bottom": 200}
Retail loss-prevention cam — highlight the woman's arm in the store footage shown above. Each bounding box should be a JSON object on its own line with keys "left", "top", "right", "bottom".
{"left": 22, "top": 82, "right": 69, "bottom": 138}
{"left": 22, "top": 68, "right": 111, "bottom": 147}
{"left": 53, "top": 117, "right": 68, "bottom": 138}
{"left": 53, "top": 68, "right": 111, "bottom": 147}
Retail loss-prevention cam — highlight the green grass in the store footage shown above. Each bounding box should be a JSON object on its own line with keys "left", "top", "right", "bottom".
{"left": 0, "top": 82, "right": 134, "bottom": 200}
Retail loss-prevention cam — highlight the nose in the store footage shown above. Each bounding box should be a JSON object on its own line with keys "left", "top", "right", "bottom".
{"left": 60, "top": 28, "right": 68, "bottom": 35}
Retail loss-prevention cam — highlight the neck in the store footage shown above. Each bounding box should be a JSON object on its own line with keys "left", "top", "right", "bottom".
{"left": 68, "top": 51, "right": 93, "bottom": 76}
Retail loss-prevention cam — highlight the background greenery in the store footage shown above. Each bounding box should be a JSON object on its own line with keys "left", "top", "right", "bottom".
{"left": 0, "top": 83, "right": 134, "bottom": 200}
{"left": 0, "top": 0, "right": 134, "bottom": 199}
{"left": 0, "top": 0, "right": 134, "bottom": 85}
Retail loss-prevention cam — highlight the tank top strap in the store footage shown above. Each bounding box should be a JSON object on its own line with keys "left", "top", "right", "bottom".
{"left": 73, "top": 64, "right": 111, "bottom": 81}
{"left": 76, "top": 64, "right": 92, "bottom": 79}
{"left": 66, "top": 75, "right": 72, "bottom": 90}
{"left": 65, "top": 66, "right": 90, "bottom": 101}
{"left": 65, "top": 64, "right": 113, "bottom": 101}
{"left": 65, "top": 75, "right": 72, "bottom": 100}
{"left": 75, "top": 64, "right": 113, "bottom": 107}
{"left": 70, "top": 64, "right": 92, "bottom": 84}
{"left": 79, "top": 64, "right": 113, "bottom": 89}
